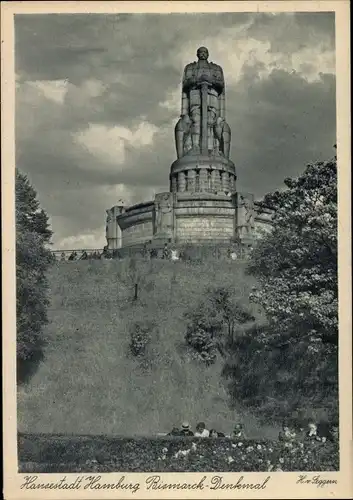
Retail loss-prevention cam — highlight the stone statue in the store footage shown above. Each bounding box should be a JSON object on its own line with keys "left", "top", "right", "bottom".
{"left": 175, "top": 114, "right": 192, "bottom": 158}
{"left": 175, "top": 47, "right": 231, "bottom": 158}
{"left": 154, "top": 192, "right": 173, "bottom": 239}
{"left": 238, "top": 194, "right": 255, "bottom": 236}
{"left": 214, "top": 117, "right": 231, "bottom": 159}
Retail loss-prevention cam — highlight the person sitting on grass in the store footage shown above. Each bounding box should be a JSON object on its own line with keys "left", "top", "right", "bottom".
{"left": 279, "top": 422, "right": 296, "bottom": 442}
{"left": 179, "top": 422, "right": 194, "bottom": 436}
{"left": 168, "top": 427, "right": 181, "bottom": 436}
{"left": 68, "top": 251, "right": 76, "bottom": 261}
{"left": 317, "top": 420, "right": 334, "bottom": 442}
{"left": 209, "top": 429, "right": 225, "bottom": 438}
{"left": 170, "top": 248, "right": 179, "bottom": 262}
{"left": 232, "top": 423, "right": 244, "bottom": 439}
{"left": 305, "top": 421, "right": 318, "bottom": 441}
{"left": 331, "top": 424, "right": 339, "bottom": 442}
{"left": 194, "top": 422, "right": 209, "bottom": 437}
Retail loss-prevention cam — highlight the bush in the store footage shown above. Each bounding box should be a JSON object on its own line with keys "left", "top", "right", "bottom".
{"left": 184, "top": 293, "right": 223, "bottom": 363}
{"left": 184, "top": 286, "right": 254, "bottom": 362}
{"left": 241, "top": 154, "right": 338, "bottom": 428}
{"left": 223, "top": 324, "right": 338, "bottom": 426}
{"left": 18, "top": 433, "right": 339, "bottom": 472}
{"left": 248, "top": 156, "right": 337, "bottom": 346}
{"left": 129, "top": 321, "right": 154, "bottom": 357}
{"left": 16, "top": 170, "right": 53, "bottom": 384}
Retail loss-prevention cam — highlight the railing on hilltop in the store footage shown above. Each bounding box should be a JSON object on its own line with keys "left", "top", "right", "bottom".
{"left": 51, "top": 249, "right": 103, "bottom": 261}
{"left": 51, "top": 245, "right": 252, "bottom": 262}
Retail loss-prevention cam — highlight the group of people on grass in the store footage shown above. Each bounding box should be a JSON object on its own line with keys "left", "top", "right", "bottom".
{"left": 166, "top": 420, "right": 339, "bottom": 442}
{"left": 59, "top": 250, "right": 102, "bottom": 261}
{"left": 56, "top": 243, "right": 245, "bottom": 263}
{"left": 167, "top": 422, "right": 244, "bottom": 438}
{"left": 279, "top": 421, "right": 339, "bottom": 443}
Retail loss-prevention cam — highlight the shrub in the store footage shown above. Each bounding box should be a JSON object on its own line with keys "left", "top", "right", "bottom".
{"left": 184, "top": 286, "right": 255, "bottom": 362}
{"left": 18, "top": 433, "right": 339, "bottom": 472}
{"left": 129, "top": 321, "right": 154, "bottom": 357}
{"left": 248, "top": 155, "right": 337, "bottom": 347}
{"left": 242, "top": 154, "right": 338, "bottom": 427}
{"left": 16, "top": 170, "right": 53, "bottom": 384}
{"left": 223, "top": 324, "right": 338, "bottom": 426}
{"left": 184, "top": 293, "right": 223, "bottom": 363}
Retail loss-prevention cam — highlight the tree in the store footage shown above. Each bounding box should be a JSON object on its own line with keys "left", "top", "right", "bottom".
{"left": 16, "top": 170, "right": 53, "bottom": 383}
{"left": 208, "top": 287, "right": 255, "bottom": 346}
{"left": 185, "top": 285, "right": 255, "bottom": 363}
{"left": 248, "top": 155, "right": 338, "bottom": 348}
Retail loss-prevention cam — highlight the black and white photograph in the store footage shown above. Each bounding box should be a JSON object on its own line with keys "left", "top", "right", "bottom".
{"left": 2, "top": 1, "right": 352, "bottom": 498}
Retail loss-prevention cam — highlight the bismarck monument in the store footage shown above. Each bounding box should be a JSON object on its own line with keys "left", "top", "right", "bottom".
{"left": 106, "top": 47, "right": 272, "bottom": 252}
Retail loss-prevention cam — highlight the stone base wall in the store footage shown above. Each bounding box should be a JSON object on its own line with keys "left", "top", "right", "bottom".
{"left": 106, "top": 191, "right": 273, "bottom": 250}
{"left": 122, "top": 220, "right": 153, "bottom": 247}
{"left": 111, "top": 201, "right": 154, "bottom": 249}
{"left": 176, "top": 216, "right": 234, "bottom": 243}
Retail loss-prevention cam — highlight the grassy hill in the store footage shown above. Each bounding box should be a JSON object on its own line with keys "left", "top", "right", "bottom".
{"left": 17, "top": 258, "right": 280, "bottom": 439}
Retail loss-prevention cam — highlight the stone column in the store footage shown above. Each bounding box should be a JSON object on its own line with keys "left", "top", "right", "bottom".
{"left": 215, "top": 170, "right": 222, "bottom": 192}
{"left": 207, "top": 169, "right": 213, "bottom": 192}
{"left": 188, "top": 169, "right": 196, "bottom": 192}
{"left": 178, "top": 171, "right": 186, "bottom": 192}
{"left": 229, "top": 174, "right": 235, "bottom": 193}
{"left": 199, "top": 168, "right": 208, "bottom": 191}
{"left": 222, "top": 172, "right": 230, "bottom": 193}
{"left": 107, "top": 205, "right": 124, "bottom": 249}
{"left": 195, "top": 169, "right": 200, "bottom": 192}
{"left": 211, "top": 170, "right": 219, "bottom": 192}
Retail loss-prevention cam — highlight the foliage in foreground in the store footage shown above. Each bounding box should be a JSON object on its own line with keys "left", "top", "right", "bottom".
{"left": 16, "top": 170, "right": 53, "bottom": 384}
{"left": 224, "top": 155, "right": 339, "bottom": 426}
{"left": 223, "top": 325, "right": 338, "bottom": 426}
{"left": 248, "top": 156, "right": 338, "bottom": 347}
{"left": 18, "top": 433, "right": 338, "bottom": 472}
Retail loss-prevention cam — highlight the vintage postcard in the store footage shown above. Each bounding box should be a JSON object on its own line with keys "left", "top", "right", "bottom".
{"left": 2, "top": 0, "right": 352, "bottom": 499}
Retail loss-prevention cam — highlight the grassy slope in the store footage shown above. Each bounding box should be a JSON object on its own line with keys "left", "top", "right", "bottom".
{"left": 17, "top": 258, "right": 279, "bottom": 439}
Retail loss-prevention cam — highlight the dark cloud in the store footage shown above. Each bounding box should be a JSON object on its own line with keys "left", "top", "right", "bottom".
{"left": 15, "top": 12, "right": 336, "bottom": 248}
{"left": 231, "top": 70, "right": 336, "bottom": 196}
{"left": 247, "top": 12, "right": 335, "bottom": 53}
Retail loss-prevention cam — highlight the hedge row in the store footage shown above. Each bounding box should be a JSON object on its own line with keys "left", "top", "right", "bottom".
{"left": 18, "top": 433, "right": 338, "bottom": 472}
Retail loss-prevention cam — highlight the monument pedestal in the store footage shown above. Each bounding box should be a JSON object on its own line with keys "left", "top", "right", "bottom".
{"left": 170, "top": 154, "right": 236, "bottom": 195}
{"left": 105, "top": 47, "right": 272, "bottom": 252}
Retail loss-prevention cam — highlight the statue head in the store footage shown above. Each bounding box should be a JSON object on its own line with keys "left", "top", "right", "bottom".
{"left": 197, "top": 46, "right": 209, "bottom": 61}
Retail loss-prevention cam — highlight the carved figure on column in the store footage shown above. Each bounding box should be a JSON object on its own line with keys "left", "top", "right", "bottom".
{"left": 214, "top": 117, "right": 231, "bottom": 158}
{"left": 237, "top": 194, "right": 255, "bottom": 240}
{"left": 154, "top": 192, "right": 174, "bottom": 239}
{"left": 175, "top": 47, "right": 231, "bottom": 158}
{"left": 175, "top": 114, "right": 192, "bottom": 158}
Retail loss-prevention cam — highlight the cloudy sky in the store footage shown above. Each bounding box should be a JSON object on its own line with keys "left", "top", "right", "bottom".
{"left": 15, "top": 12, "right": 336, "bottom": 249}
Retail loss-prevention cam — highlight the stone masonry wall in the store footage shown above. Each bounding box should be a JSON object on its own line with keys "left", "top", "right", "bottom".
{"left": 121, "top": 221, "right": 153, "bottom": 247}
{"left": 176, "top": 216, "right": 234, "bottom": 243}
{"left": 110, "top": 193, "right": 273, "bottom": 249}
